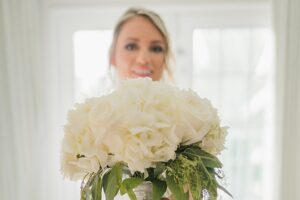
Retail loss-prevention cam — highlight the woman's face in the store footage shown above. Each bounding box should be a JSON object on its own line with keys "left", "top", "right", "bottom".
{"left": 111, "top": 16, "right": 166, "bottom": 81}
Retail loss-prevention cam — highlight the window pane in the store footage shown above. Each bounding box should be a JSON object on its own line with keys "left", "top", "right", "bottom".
{"left": 193, "top": 28, "right": 274, "bottom": 200}
{"left": 73, "top": 30, "right": 113, "bottom": 102}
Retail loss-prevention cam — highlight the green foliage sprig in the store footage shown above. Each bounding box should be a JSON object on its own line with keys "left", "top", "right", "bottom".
{"left": 80, "top": 145, "right": 232, "bottom": 200}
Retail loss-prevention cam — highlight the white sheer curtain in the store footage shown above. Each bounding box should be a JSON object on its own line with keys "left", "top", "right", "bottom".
{"left": 0, "top": 0, "right": 51, "bottom": 199}
{"left": 1, "top": 0, "right": 85, "bottom": 198}
{"left": 273, "top": 0, "right": 300, "bottom": 199}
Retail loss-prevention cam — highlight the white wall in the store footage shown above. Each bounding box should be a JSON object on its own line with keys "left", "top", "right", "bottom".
{"left": 45, "top": 0, "right": 269, "bottom": 5}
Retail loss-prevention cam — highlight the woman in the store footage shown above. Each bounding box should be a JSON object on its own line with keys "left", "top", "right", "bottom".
{"left": 108, "top": 7, "right": 184, "bottom": 200}
{"left": 107, "top": 8, "right": 195, "bottom": 200}
{"left": 108, "top": 7, "right": 174, "bottom": 83}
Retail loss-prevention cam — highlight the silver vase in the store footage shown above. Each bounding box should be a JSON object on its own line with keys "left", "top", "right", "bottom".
{"left": 133, "top": 181, "right": 153, "bottom": 200}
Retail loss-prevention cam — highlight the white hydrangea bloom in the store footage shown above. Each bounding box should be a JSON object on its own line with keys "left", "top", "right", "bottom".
{"left": 61, "top": 78, "right": 227, "bottom": 179}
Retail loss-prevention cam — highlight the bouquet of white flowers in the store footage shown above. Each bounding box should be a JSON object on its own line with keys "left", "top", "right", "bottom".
{"left": 61, "top": 78, "right": 231, "bottom": 200}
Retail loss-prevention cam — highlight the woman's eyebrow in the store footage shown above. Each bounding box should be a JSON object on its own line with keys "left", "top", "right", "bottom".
{"left": 150, "top": 41, "right": 166, "bottom": 47}
{"left": 125, "top": 37, "right": 139, "bottom": 41}
{"left": 151, "top": 40, "right": 164, "bottom": 44}
{"left": 125, "top": 38, "right": 165, "bottom": 45}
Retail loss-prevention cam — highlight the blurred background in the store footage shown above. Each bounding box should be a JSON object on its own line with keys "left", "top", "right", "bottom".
{"left": 0, "top": 0, "right": 299, "bottom": 200}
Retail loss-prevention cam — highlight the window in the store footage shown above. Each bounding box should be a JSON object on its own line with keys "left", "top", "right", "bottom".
{"left": 71, "top": 27, "right": 274, "bottom": 200}
{"left": 73, "top": 30, "right": 113, "bottom": 102}
{"left": 52, "top": 3, "right": 275, "bottom": 200}
{"left": 193, "top": 28, "right": 274, "bottom": 199}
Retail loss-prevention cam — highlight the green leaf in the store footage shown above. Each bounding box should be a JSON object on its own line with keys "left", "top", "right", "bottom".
{"left": 151, "top": 179, "right": 167, "bottom": 200}
{"left": 206, "top": 167, "right": 224, "bottom": 179}
{"left": 183, "top": 151, "right": 222, "bottom": 169}
{"left": 102, "top": 170, "right": 109, "bottom": 192}
{"left": 201, "top": 157, "right": 222, "bottom": 168}
{"left": 185, "top": 147, "right": 219, "bottom": 160}
{"left": 91, "top": 173, "right": 102, "bottom": 200}
{"left": 188, "top": 172, "right": 202, "bottom": 200}
{"left": 153, "top": 163, "right": 166, "bottom": 178}
{"left": 217, "top": 183, "right": 233, "bottom": 198}
{"left": 196, "top": 159, "right": 218, "bottom": 199}
{"left": 125, "top": 189, "right": 137, "bottom": 200}
{"left": 183, "top": 147, "right": 222, "bottom": 170}
{"left": 119, "top": 178, "right": 144, "bottom": 200}
{"left": 166, "top": 173, "right": 189, "bottom": 200}
{"left": 120, "top": 177, "right": 144, "bottom": 195}
{"left": 146, "top": 168, "right": 154, "bottom": 179}
{"left": 81, "top": 173, "right": 97, "bottom": 200}
{"left": 80, "top": 189, "right": 85, "bottom": 200}
{"left": 102, "top": 164, "right": 122, "bottom": 200}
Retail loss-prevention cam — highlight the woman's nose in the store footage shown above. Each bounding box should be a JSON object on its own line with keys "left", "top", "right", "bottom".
{"left": 136, "top": 50, "right": 150, "bottom": 65}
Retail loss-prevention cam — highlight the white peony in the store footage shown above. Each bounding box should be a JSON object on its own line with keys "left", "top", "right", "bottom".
{"left": 61, "top": 98, "right": 110, "bottom": 180}
{"left": 61, "top": 78, "right": 227, "bottom": 178}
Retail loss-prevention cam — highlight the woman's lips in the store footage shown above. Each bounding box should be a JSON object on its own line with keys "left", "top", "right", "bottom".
{"left": 131, "top": 68, "right": 153, "bottom": 77}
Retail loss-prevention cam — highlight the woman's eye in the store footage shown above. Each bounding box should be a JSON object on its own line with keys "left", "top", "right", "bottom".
{"left": 150, "top": 46, "right": 164, "bottom": 53}
{"left": 125, "top": 43, "right": 137, "bottom": 50}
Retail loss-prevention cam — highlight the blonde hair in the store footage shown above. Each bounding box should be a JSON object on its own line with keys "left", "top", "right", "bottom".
{"left": 109, "top": 7, "right": 174, "bottom": 81}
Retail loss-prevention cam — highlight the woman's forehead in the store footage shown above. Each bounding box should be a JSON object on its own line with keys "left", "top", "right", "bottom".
{"left": 118, "top": 16, "right": 165, "bottom": 43}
